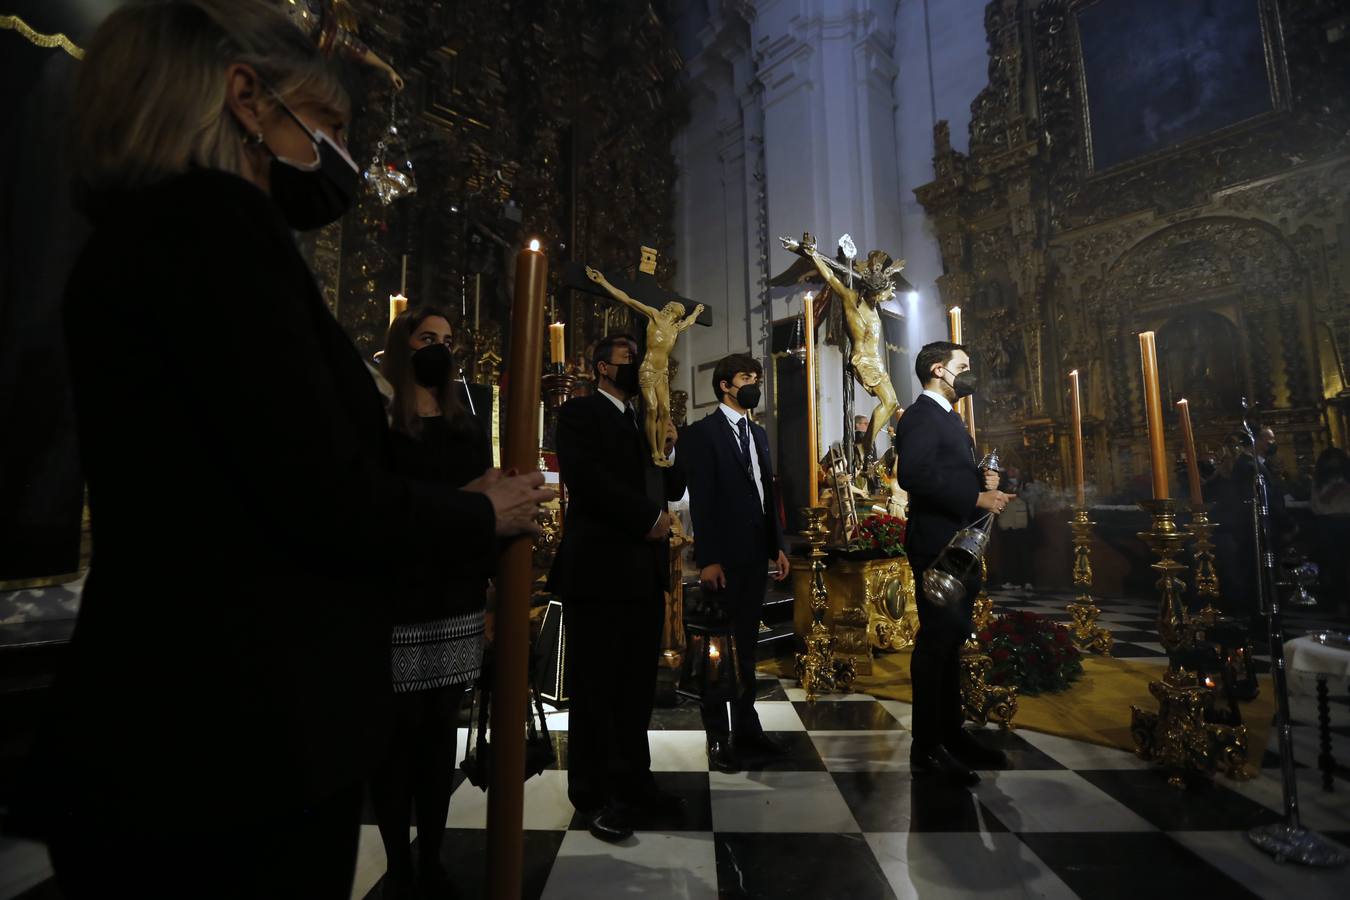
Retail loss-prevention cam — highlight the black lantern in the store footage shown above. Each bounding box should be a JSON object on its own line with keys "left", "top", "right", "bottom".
{"left": 460, "top": 648, "right": 556, "bottom": 789}
{"left": 677, "top": 587, "right": 744, "bottom": 703}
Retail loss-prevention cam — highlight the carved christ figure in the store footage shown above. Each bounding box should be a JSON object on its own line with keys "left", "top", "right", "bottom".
{"left": 585, "top": 266, "right": 704, "bottom": 467}
{"left": 780, "top": 235, "right": 904, "bottom": 449}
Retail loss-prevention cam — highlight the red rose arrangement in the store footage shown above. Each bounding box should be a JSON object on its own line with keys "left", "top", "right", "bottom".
{"left": 976, "top": 609, "right": 1082, "bottom": 695}
{"left": 842, "top": 514, "right": 907, "bottom": 559}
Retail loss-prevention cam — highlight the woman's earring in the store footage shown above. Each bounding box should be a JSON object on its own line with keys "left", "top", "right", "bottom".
{"left": 243, "top": 130, "right": 264, "bottom": 146}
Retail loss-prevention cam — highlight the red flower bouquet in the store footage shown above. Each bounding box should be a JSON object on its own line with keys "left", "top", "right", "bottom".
{"left": 837, "top": 514, "right": 907, "bottom": 560}
{"left": 977, "top": 609, "right": 1083, "bottom": 695}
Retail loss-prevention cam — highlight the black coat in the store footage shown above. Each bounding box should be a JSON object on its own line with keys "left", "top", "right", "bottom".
{"left": 547, "top": 392, "right": 686, "bottom": 598}
{"left": 680, "top": 409, "right": 785, "bottom": 571}
{"left": 39, "top": 169, "right": 497, "bottom": 825}
{"left": 895, "top": 393, "right": 981, "bottom": 557}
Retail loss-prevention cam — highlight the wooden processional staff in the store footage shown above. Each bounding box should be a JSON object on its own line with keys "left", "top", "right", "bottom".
{"left": 486, "top": 239, "right": 547, "bottom": 900}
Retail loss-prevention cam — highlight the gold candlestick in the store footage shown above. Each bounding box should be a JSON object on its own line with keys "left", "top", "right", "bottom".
{"left": 795, "top": 506, "right": 855, "bottom": 700}
{"left": 1130, "top": 668, "right": 1250, "bottom": 788}
{"left": 1189, "top": 506, "right": 1221, "bottom": 622}
{"left": 540, "top": 365, "right": 577, "bottom": 410}
{"left": 1137, "top": 497, "right": 1191, "bottom": 654}
{"left": 1066, "top": 507, "right": 1113, "bottom": 654}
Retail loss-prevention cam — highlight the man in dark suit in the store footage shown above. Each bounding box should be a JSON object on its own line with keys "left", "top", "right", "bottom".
{"left": 896, "top": 341, "right": 1016, "bottom": 785}
{"left": 680, "top": 353, "right": 791, "bottom": 772}
{"left": 548, "top": 333, "right": 687, "bottom": 842}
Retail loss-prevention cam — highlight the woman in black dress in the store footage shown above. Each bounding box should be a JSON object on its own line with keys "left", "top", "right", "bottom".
{"left": 373, "top": 307, "right": 491, "bottom": 898}
{"left": 29, "top": 2, "right": 548, "bottom": 896}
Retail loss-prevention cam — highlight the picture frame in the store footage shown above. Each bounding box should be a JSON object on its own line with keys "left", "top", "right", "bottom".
{"left": 1070, "top": 0, "right": 1290, "bottom": 174}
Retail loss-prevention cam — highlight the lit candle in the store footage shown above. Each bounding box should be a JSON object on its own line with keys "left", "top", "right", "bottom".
{"left": 1176, "top": 398, "right": 1203, "bottom": 506}
{"left": 389, "top": 293, "right": 407, "bottom": 326}
{"left": 549, "top": 322, "right": 566, "bottom": 366}
{"left": 1069, "top": 370, "right": 1085, "bottom": 508}
{"left": 1138, "top": 331, "right": 1168, "bottom": 499}
{"left": 804, "top": 291, "right": 819, "bottom": 507}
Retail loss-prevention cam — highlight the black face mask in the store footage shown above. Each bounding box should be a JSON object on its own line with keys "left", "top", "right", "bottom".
{"left": 264, "top": 98, "right": 360, "bottom": 231}
{"left": 942, "top": 369, "right": 977, "bottom": 399}
{"left": 1264, "top": 443, "right": 1278, "bottom": 459}
{"left": 604, "top": 361, "right": 640, "bottom": 396}
{"left": 412, "top": 343, "right": 452, "bottom": 388}
{"left": 854, "top": 430, "right": 868, "bottom": 445}
{"left": 735, "top": 383, "right": 761, "bottom": 411}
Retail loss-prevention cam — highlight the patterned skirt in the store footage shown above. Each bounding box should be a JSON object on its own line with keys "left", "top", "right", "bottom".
{"left": 391, "top": 609, "right": 485, "bottom": 693}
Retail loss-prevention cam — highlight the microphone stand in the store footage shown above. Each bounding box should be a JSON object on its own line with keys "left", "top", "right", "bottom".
{"left": 1242, "top": 399, "right": 1347, "bottom": 867}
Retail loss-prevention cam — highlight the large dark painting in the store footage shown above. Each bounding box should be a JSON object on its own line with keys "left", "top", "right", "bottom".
{"left": 1074, "top": 0, "right": 1284, "bottom": 172}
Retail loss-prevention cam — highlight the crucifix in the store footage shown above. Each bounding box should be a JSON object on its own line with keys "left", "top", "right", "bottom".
{"left": 564, "top": 246, "right": 711, "bottom": 467}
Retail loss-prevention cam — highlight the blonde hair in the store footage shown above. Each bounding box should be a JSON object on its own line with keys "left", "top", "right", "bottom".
{"left": 70, "top": 0, "right": 349, "bottom": 199}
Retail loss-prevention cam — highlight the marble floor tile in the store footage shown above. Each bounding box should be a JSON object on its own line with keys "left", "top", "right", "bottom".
{"left": 973, "top": 770, "right": 1156, "bottom": 833}
{"left": 865, "top": 831, "right": 1078, "bottom": 900}
{"left": 1016, "top": 832, "right": 1261, "bottom": 900}
{"left": 540, "top": 830, "right": 718, "bottom": 900}
{"left": 1076, "top": 769, "right": 1284, "bottom": 832}
{"left": 792, "top": 700, "right": 907, "bottom": 731}
{"left": 649, "top": 729, "right": 716, "bottom": 772}
{"left": 833, "top": 772, "right": 1002, "bottom": 833}
{"left": 445, "top": 769, "right": 575, "bottom": 831}
{"left": 811, "top": 730, "right": 914, "bottom": 772}
{"left": 750, "top": 700, "right": 807, "bottom": 731}
{"left": 709, "top": 770, "right": 860, "bottom": 833}
{"left": 716, "top": 832, "right": 895, "bottom": 900}
{"left": 1013, "top": 729, "right": 1151, "bottom": 770}
{"left": 1168, "top": 830, "right": 1350, "bottom": 900}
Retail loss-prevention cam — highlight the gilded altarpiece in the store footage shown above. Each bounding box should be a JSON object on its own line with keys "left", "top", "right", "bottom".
{"left": 296, "top": 0, "right": 687, "bottom": 363}
{"left": 916, "top": 0, "right": 1350, "bottom": 494}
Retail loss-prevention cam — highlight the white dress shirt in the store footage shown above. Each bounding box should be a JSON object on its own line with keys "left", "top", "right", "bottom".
{"left": 719, "top": 402, "right": 765, "bottom": 511}
{"left": 921, "top": 388, "right": 954, "bottom": 413}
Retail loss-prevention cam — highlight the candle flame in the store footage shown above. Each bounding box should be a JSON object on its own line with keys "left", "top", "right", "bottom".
{"left": 528, "top": 239, "right": 541, "bottom": 252}
{"left": 950, "top": 306, "right": 961, "bottom": 314}
{"left": 1069, "top": 369, "right": 1078, "bottom": 376}
{"left": 805, "top": 291, "right": 815, "bottom": 300}
{"left": 708, "top": 644, "right": 721, "bottom": 660}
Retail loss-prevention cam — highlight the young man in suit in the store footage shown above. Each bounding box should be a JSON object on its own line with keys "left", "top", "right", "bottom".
{"left": 680, "top": 353, "right": 791, "bottom": 772}
{"left": 548, "top": 334, "right": 687, "bottom": 843}
{"left": 895, "top": 341, "right": 1016, "bottom": 785}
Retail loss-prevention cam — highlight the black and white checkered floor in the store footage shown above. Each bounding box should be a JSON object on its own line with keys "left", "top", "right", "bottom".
{"left": 2, "top": 589, "right": 1347, "bottom": 899}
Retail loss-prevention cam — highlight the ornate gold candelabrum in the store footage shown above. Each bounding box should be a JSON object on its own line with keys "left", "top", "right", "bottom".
{"left": 1136, "top": 498, "right": 1191, "bottom": 654}
{"left": 1188, "top": 505, "right": 1221, "bottom": 622}
{"left": 795, "top": 506, "right": 856, "bottom": 700}
{"left": 1130, "top": 498, "right": 1248, "bottom": 786}
{"left": 961, "top": 560, "right": 1017, "bottom": 729}
{"left": 1066, "top": 507, "right": 1113, "bottom": 654}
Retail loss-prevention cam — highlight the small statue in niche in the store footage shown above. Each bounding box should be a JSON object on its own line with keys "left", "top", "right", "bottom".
{"left": 584, "top": 266, "right": 704, "bottom": 467}
{"left": 283, "top": 0, "right": 404, "bottom": 91}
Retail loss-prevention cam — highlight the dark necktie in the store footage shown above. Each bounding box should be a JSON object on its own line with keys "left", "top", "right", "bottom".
{"left": 736, "top": 418, "right": 753, "bottom": 474}
{"left": 625, "top": 405, "right": 639, "bottom": 430}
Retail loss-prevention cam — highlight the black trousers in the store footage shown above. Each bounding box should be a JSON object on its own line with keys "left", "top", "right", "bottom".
{"left": 563, "top": 590, "right": 663, "bottom": 812}
{"left": 699, "top": 563, "right": 768, "bottom": 739}
{"left": 47, "top": 783, "right": 362, "bottom": 899}
{"left": 909, "top": 553, "right": 979, "bottom": 750}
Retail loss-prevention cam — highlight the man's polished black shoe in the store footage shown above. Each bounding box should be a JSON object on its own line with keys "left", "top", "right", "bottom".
{"left": 736, "top": 731, "right": 788, "bottom": 758}
{"left": 947, "top": 729, "right": 1009, "bottom": 769}
{"left": 586, "top": 805, "right": 634, "bottom": 843}
{"left": 910, "top": 743, "right": 980, "bottom": 786}
{"left": 707, "top": 737, "right": 740, "bottom": 773}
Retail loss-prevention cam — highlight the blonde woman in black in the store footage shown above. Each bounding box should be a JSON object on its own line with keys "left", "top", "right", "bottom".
{"left": 375, "top": 307, "right": 492, "bottom": 899}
